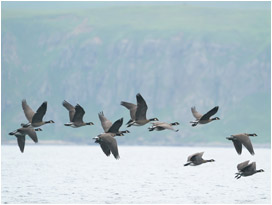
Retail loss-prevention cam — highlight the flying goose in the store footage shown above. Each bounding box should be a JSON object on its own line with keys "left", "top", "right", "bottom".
{"left": 120, "top": 101, "right": 137, "bottom": 125}
{"left": 226, "top": 133, "right": 257, "bottom": 155}
{"left": 190, "top": 106, "right": 220, "bottom": 127}
{"left": 9, "top": 127, "right": 42, "bottom": 153}
{"left": 93, "top": 133, "right": 120, "bottom": 159}
{"left": 184, "top": 152, "right": 215, "bottom": 166}
{"left": 21, "top": 99, "right": 54, "bottom": 128}
{"left": 62, "top": 100, "right": 94, "bottom": 128}
{"left": 235, "top": 160, "right": 264, "bottom": 179}
{"left": 123, "top": 93, "right": 158, "bottom": 127}
{"left": 148, "top": 121, "right": 179, "bottom": 132}
{"left": 98, "top": 112, "right": 129, "bottom": 136}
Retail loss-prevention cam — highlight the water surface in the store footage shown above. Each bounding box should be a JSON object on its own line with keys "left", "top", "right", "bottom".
{"left": 1, "top": 145, "right": 271, "bottom": 203}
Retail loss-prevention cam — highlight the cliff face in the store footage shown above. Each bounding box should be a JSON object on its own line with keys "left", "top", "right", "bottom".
{"left": 2, "top": 3, "right": 270, "bottom": 144}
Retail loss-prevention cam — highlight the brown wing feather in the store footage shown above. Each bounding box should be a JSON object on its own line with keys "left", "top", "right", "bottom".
{"left": 62, "top": 100, "right": 75, "bottom": 122}
{"left": 121, "top": 101, "right": 137, "bottom": 120}
{"left": 237, "top": 160, "right": 250, "bottom": 171}
{"left": 238, "top": 136, "right": 255, "bottom": 155}
{"left": 191, "top": 107, "right": 202, "bottom": 120}
{"left": 22, "top": 99, "right": 35, "bottom": 122}
{"left": 98, "top": 112, "right": 112, "bottom": 132}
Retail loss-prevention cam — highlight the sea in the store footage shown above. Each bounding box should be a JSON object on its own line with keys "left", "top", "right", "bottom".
{"left": 1, "top": 145, "right": 271, "bottom": 204}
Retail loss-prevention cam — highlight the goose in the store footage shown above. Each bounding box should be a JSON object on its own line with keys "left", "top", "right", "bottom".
{"left": 190, "top": 106, "right": 220, "bottom": 127}
{"left": 98, "top": 112, "right": 129, "bottom": 136}
{"left": 9, "top": 127, "right": 42, "bottom": 153}
{"left": 235, "top": 160, "right": 264, "bottom": 179}
{"left": 123, "top": 93, "right": 158, "bottom": 127}
{"left": 148, "top": 121, "right": 179, "bottom": 132}
{"left": 120, "top": 101, "right": 137, "bottom": 125}
{"left": 226, "top": 133, "right": 257, "bottom": 155}
{"left": 184, "top": 152, "right": 215, "bottom": 166}
{"left": 93, "top": 133, "right": 120, "bottom": 159}
{"left": 62, "top": 100, "right": 94, "bottom": 128}
{"left": 21, "top": 99, "right": 54, "bottom": 128}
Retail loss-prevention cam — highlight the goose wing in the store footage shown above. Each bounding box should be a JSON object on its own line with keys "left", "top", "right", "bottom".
{"left": 156, "top": 123, "right": 174, "bottom": 130}
{"left": 16, "top": 135, "right": 26, "bottom": 153}
{"left": 22, "top": 99, "right": 35, "bottom": 122}
{"left": 237, "top": 160, "right": 250, "bottom": 171}
{"left": 32, "top": 102, "right": 47, "bottom": 123}
{"left": 100, "top": 135, "right": 120, "bottom": 159}
{"left": 187, "top": 152, "right": 204, "bottom": 162}
{"left": 191, "top": 107, "right": 202, "bottom": 120}
{"left": 98, "top": 112, "right": 112, "bottom": 132}
{"left": 120, "top": 101, "right": 137, "bottom": 120}
{"left": 23, "top": 128, "right": 38, "bottom": 143}
{"left": 200, "top": 106, "right": 219, "bottom": 121}
{"left": 72, "top": 104, "right": 85, "bottom": 123}
{"left": 237, "top": 135, "right": 255, "bottom": 155}
{"left": 107, "top": 118, "right": 123, "bottom": 134}
{"left": 62, "top": 100, "right": 75, "bottom": 122}
{"left": 231, "top": 140, "right": 243, "bottom": 155}
{"left": 135, "top": 93, "right": 148, "bottom": 120}
{"left": 99, "top": 141, "right": 111, "bottom": 157}
{"left": 241, "top": 162, "right": 256, "bottom": 172}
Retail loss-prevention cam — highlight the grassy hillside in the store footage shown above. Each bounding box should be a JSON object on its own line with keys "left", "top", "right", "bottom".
{"left": 2, "top": 2, "right": 270, "bottom": 145}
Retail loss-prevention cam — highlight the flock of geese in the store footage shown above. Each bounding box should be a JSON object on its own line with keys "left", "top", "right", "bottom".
{"left": 9, "top": 93, "right": 264, "bottom": 179}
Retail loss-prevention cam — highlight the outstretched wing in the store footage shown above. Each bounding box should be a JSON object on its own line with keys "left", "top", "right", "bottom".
{"left": 232, "top": 140, "right": 243, "bottom": 155}
{"left": 100, "top": 135, "right": 120, "bottom": 159}
{"left": 135, "top": 93, "right": 148, "bottom": 121}
{"left": 238, "top": 135, "right": 255, "bottom": 155}
{"left": 32, "top": 102, "right": 47, "bottom": 123}
{"left": 241, "top": 162, "right": 256, "bottom": 172}
{"left": 120, "top": 101, "right": 137, "bottom": 120}
{"left": 191, "top": 107, "right": 202, "bottom": 120}
{"left": 99, "top": 141, "right": 111, "bottom": 157}
{"left": 237, "top": 160, "right": 250, "bottom": 171}
{"left": 200, "top": 106, "right": 219, "bottom": 121}
{"left": 22, "top": 99, "right": 35, "bottom": 122}
{"left": 24, "top": 128, "right": 39, "bottom": 143}
{"left": 16, "top": 135, "right": 26, "bottom": 153}
{"left": 62, "top": 100, "right": 75, "bottom": 122}
{"left": 187, "top": 152, "right": 204, "bottom": 162}
{"left": 98, "top": 112, "right": 112, "bottom": 132}
{"left": 157, "top": 123, "right": 174, "bottom": 130}
{"left": 72, "top": 104, "right": 85, "bottom": 123}
{"left": 107, "top": 118, "right": 123, "bottom": 134}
